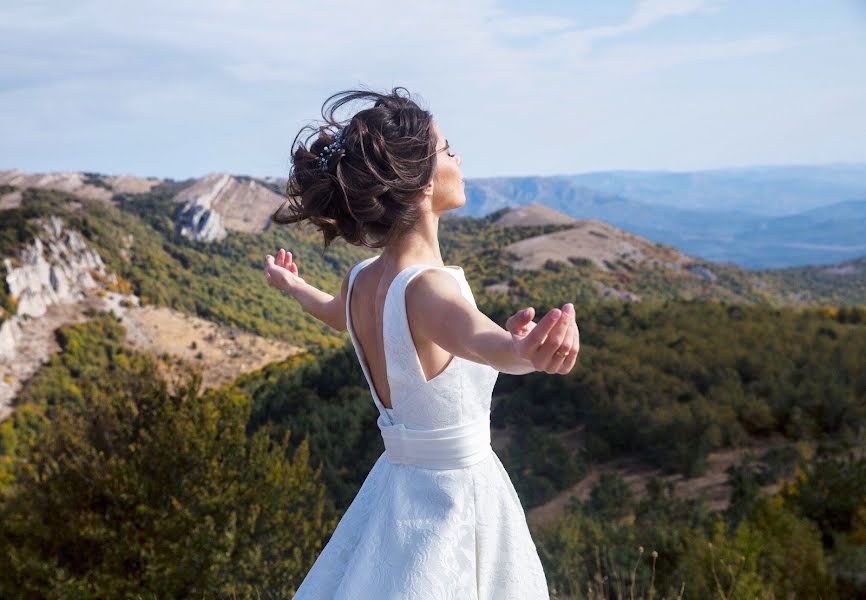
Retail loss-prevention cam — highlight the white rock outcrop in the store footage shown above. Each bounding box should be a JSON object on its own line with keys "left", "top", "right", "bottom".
{"left": 0, "top": 319, "right": 22, "bottom": 361}
{"left": 175, "top": 173, "right": 230, "bottom": 242}
{"left": 173, "top": 172, "right": 286, "bottom": 240}
{"left": 0, "top": 218, "right": 135, "bottom": 417}
{"left": 4, "top": 216, "right": 106, "bottom": 321}
{"left": 177, "top": 201, "right": 228, "bottom": 242}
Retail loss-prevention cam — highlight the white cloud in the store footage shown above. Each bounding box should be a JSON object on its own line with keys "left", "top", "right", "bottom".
{"left": 585, "top": 0, "right": 716, "bottom": 41}
{"left": 585, "top": 34, "right": 797, "bottom": 75}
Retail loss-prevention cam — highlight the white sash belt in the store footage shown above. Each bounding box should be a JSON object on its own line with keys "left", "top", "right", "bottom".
{"left": 378, "top": 412, "right": 492, "bottom": 470}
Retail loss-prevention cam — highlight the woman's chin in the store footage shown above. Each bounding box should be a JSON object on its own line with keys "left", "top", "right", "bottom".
{"left": 439, "top": 192, "right": 466, "bottom": 212}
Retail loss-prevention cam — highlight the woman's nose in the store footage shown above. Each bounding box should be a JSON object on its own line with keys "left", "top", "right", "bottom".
{"left": 456, "top": 154, "right": 462, "bottom": 166}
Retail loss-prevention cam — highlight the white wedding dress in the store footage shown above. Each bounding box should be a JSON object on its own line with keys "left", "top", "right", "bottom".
{"left": 292, "top": 255, "right": 550, "bottom": 599}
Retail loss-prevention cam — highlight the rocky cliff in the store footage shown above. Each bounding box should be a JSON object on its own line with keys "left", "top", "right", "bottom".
{"left": 3, "top": 216, "right": 106, "bottom": 321}
{"left": 173, "top": 173, "right": 286, "bottom": 242}
{"left": 0, "top": 216, "right": 125, "bottom": 418}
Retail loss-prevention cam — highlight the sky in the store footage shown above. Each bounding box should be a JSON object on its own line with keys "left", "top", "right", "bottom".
{"left": 2, "top": 0, "right": 865, "bottom": 180}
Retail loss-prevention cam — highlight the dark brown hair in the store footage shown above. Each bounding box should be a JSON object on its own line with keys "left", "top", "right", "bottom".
{"left": 273, "top": 87, "right": 438, "bottom": 249}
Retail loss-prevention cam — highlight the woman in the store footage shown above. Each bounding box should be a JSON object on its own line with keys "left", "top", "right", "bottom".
{"left": 264, "top": 87, "right": 578, "bottom": 599}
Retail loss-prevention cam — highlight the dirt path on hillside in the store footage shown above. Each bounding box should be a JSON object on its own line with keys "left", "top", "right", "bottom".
{"left": 526, "top": 437, "right": 789, "bottom": 529}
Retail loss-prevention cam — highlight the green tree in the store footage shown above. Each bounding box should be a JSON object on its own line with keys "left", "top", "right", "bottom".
{"left": 589, "top": 472, "right": 634, "bottom": 522}
{"left": 673, "top": 497, "right": 837, "bottom": 599}
{"left": 0, "top": 322, "right": 335, "bottom": 599}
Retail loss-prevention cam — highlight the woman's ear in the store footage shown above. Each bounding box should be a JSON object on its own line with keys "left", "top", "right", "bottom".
{"left": 416, "top": 179, "right": 434, "bottom": 211}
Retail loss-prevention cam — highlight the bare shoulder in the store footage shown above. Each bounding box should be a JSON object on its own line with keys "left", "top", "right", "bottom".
{"left": 405, "top": 268, "right": 471, "bottom": 334}
{"left": 406, "top": 268, "right": 464, "bottom": 308}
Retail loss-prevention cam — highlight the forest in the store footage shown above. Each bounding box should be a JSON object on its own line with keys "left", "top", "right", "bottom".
{"left": 0, "top": 186, "right": 864, "bottom": 597}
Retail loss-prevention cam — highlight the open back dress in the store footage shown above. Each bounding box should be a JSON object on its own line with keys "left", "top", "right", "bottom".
{"left": 292, "top": 254, "right": 550, "bottom": 599}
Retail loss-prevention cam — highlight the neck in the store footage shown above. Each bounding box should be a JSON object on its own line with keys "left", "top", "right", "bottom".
{"left": 379, "top": 208, "right": 445, "bottom": 267}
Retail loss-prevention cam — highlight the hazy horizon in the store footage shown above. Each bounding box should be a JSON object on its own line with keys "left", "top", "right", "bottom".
{"left": 4, "top": 160, "right": 866, "bottom": 183}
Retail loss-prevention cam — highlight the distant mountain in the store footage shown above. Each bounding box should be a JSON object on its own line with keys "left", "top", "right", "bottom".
{"left": 460, "top": 173, "right": 866, "bottom": 269}
{"left": 755, "top": 254, "right": 866, "bottom": 306}
{"left": 461, "top": 176, "right": 642, "bottom": 220}
{"left": 460, "top": 174, "right": 754, "bottom": 228}
{"left": 492, "top": 203, "right": 578, "bottom": 227}
{"left": 566, "top": 164, "right": 866, "bottom": 216}
{"left": 716, "top": 200, "right": 866, "bottom": 268}
{"left": 4, "top": 167, "right": 864, "bottom": 269}
{"left": 0, "top": 169, "right": 159, "bottom": 207}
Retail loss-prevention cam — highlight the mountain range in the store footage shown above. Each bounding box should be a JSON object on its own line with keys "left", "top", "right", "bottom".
{"left": 4, "top": 164, "right": 865, "bottom": 269}
{"left": 457, "top": 164, "right": 866, "bottom": 269}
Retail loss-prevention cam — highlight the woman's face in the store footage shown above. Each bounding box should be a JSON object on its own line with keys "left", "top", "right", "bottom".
{"left": 429, "top": 121, "right": 465, "bottom": 212}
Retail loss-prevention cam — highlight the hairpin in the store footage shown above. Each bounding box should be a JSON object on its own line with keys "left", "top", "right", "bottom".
{"left": 318, "top": 128, "right": 345, "bottom": 172}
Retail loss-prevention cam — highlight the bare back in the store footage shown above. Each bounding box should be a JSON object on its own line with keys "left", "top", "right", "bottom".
{"left": 348, "top": 261, "right": 457, "bottom": 409}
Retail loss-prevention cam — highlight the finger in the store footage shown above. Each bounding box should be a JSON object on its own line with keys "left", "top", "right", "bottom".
{"left": 277, "top": 248, "right": 286, "bottom": 268}
{"left": 506, "top": 307, "right": 534, "bottom": 332}
{"left": 554, "top": 321, "right": 577, "bottom": 374}
{"left": 286, "top": 250, "right": 296, "bottom": 275}
{"left": 265, "top": 254, "right": 275, "bottom": 268}
{"left": 547, "top": 330, "right": 571, "bottom": 374}
{"left": 563, "top": 328, "right": 579, "bottom": 372}
{"left": 560, "top": 318, "right": 580, "bottom": 371}
{"left": 525, "top": 308, "right": 562, "bottom": 346}
{"left": 535, "top": 311, "right": 571, "bottom": 370}
{"left": 559, "top": 303, "right": 576, "bottom": 367}
{"left": 561, "top": 332, "right": 580, "bottom": 375}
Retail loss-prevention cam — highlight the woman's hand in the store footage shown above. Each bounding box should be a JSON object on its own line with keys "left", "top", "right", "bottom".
{"left": 505, "top": 303, "right": 579, "bottom": 374}
{"left": 264, "top": 248, "right": 302, "bottom": 294}
{"left": 263, "top": 249, "right": 348, "bottom": 328}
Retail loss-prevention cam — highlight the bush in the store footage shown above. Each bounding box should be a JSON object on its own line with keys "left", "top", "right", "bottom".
{"left": 0, "top": 317, "right": 336, "bottom": 598}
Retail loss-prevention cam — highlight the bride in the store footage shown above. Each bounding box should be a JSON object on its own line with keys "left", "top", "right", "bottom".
{"left": 264, "top": 87, "right": 578, "bottom": 599}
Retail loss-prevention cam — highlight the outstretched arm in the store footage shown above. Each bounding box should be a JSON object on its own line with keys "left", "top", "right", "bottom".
{"left": 406, "top": 270, "right": 579, "bottom": 376}
{"left": 264, "top": 248, "right": 349, "bottom": 331}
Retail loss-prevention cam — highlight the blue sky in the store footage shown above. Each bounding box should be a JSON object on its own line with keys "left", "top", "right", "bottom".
{"left": 1, "top": 0, "right": 865, "bottom": 180}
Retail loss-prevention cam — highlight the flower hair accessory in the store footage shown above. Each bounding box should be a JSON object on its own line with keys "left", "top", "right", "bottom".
{"left": 318, "top": 128, "right": 345, "bottom": 172}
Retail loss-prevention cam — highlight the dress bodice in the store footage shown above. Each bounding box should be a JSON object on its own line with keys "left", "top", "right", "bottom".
{"left": 345, "top": 254, "right": 500, "bottom": 431}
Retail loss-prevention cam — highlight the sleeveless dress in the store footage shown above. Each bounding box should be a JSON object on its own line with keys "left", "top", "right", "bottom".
{"left": 292, "top": 254, "right": 550, "bottom": 599}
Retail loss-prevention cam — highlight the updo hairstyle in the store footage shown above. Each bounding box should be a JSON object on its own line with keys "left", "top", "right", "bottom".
{"left": 272, "top": 87, "right": 438, "bottom": 249}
